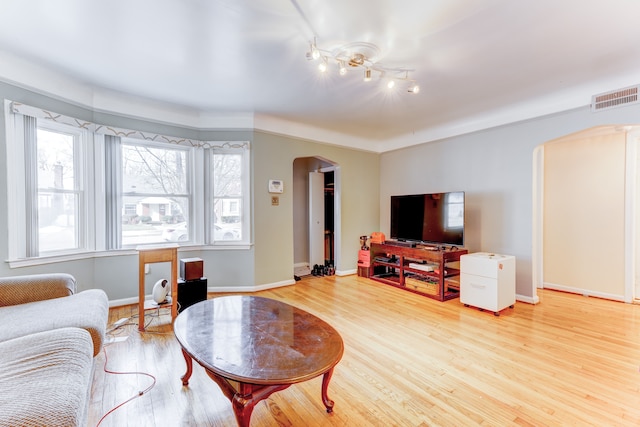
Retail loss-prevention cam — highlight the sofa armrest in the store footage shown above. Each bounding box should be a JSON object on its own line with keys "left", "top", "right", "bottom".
{"left": 0, "top": 273, "right": 76, "bottom": 307}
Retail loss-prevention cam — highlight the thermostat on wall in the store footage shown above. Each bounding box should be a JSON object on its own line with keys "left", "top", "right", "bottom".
{"left": 268, "top": 179, "right": 283, "bottom": 193}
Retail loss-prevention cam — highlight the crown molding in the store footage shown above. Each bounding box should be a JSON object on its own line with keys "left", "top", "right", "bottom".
{"left": 2, "top": 48, "right": 639, "bottom": 154}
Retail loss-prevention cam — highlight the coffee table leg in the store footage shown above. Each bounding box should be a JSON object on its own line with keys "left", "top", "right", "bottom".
{"left": 181, "top": 348, "right": 193, "bottom": 386}
{"left": 232, "top": 394, "right": 254, "bottom": 427}
{"left": 321, "top": 368, "right": 335, "bottom": 413}
{"left": 229, "top": 383, "right": 289, "bottom": 427}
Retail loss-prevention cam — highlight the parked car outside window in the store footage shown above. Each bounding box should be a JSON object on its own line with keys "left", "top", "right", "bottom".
{"left": 162, "top": 222, "right": 239, "bottom": 242}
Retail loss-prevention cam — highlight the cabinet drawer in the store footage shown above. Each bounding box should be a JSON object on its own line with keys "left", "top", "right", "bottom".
{"left": 461, "top": 253, "right": 504, "bottom": 279}
{"left": 460, "top": 273, "right": 498, "bottom": 308}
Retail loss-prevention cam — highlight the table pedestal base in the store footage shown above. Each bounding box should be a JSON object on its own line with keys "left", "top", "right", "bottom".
{"left": 180, "top": 349, "right": 335, "bottom": 427}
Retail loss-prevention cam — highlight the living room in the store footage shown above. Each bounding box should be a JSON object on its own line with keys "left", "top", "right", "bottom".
{"left": 2, "top": 1, "right": 640, "bottom": 426}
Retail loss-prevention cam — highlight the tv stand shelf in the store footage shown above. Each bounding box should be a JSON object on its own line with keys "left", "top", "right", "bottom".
{"left": 369, "top": 242, "right": 467, "bottom": 301}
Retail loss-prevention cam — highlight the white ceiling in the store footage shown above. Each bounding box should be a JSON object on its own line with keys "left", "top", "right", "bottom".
{"left": 1, "top": 0, "right": 640, "bottom": 151}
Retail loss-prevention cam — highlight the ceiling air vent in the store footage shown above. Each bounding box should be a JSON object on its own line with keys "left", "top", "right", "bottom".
{"left": 591, "top": 85, "right": 639, "bottom": 112}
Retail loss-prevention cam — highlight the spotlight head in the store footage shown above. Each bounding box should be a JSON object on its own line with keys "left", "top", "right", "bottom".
{"left": 318, "top": 61, "right": 327, "bottom": 72}
{"left": 339, "top": 62, "right": 347, "bottom": 76}
{"left": 364, "top": 68, "right": 372, "bottom": 82}
{"left": 408, "top": 83, "right": 420, "bottom": 94}
{"left": 387, "top": 80, "right": 395, "bottom": 89}
{"left": 311, "top": 48, "right": 320, "bottom": 60}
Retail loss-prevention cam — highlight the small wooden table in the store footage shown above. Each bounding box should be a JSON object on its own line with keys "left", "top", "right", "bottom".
{"left": 174, "top": 296, "right": 344, "bottom": 427}
{"left": 137, "top": 244, "right": 179, "bottom": 331}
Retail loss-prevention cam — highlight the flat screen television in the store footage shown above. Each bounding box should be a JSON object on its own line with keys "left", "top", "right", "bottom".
{"left": 390, "top": 192, "right": 465, "bottom": 247}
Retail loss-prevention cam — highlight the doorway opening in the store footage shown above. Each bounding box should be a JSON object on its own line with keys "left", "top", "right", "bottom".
{"left": 532, "top": 125, "right": 639, "bottom": 303}
{"left": 292, "top": 157, "right": 340, "bottom": 278}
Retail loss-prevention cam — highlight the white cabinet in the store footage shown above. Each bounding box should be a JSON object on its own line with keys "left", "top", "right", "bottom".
{"left": 460, "top": 252, "right": 515, "bottom": 315}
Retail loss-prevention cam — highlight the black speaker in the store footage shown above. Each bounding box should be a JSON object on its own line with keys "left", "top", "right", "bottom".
{"left": 177, "top": 277, "right": 207, "bottom": 312}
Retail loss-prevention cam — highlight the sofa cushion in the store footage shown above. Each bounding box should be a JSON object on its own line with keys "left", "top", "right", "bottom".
{"left": 0, "top": 289, "right": 108, "bottom": 356}
{"left": 0, "top": 327, "right": 94, "bottom": 427}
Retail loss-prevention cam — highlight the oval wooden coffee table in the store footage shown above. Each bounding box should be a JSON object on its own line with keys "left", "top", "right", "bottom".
{"left": 174, "top": 295, "right": 344, "bottom": 427}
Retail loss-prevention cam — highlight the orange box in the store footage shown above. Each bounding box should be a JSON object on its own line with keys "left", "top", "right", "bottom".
{"left": 358, "top": 250, "right": 370, "bottom": 267}
{"left": 370, "top": 232, "right": 385, "bottom": 244}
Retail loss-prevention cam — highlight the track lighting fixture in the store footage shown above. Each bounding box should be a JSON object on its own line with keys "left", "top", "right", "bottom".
{"left": 339, "top": 62, "right": 347, "bottom": 76}
{"left": 306, "top": 39, "right": 418, "bottom": 94}
{"left": 308, "top": 39, "right": 320, "bottom": 60}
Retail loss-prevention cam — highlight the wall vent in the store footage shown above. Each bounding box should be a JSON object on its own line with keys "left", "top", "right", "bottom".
{"left": 591, "top": 85, "right": 639, "bottom": 112}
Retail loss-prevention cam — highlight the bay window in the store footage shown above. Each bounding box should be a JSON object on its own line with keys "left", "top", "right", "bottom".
{"left": 5, "top": 100, "right": 251, "bottom": 263}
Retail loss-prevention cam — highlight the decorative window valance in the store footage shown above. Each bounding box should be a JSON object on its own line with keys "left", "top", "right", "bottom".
{"left": 9, "top": 101, "right": 249, "bottom": 150}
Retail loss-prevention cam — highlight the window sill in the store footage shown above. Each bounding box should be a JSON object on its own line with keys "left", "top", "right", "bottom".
{"left": 6, "top": 243, "right": 253, "bottom": 268}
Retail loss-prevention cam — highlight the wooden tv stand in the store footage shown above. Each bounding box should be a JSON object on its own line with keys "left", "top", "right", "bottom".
{"left": 368, "top": 242, "right": 467, "bottom": 301}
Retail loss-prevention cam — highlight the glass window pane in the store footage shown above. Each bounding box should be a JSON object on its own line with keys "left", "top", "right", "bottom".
{"left": 213, "top": 154, "right": 241, "bottom": 197}
{"left": 36, "top": 128, "right": 79, "bottom": 253}
{"left": 122, "top": 144, "right": 187, "bottom": 194}
{"left": 121, "top": 141, "right": 190, "bottom": 247}
{"left": 36, "top": 129, "right": 75, "bottom": 190}
{"left": 212, "top": 152, "right": 243, "bottom": 242}
{"left": 122, "top": 195, "right": 189, "bottom": 246}
{"left": 213, "top": 198, "right": 242, "bottom": 241}
{"left": 38, "top": 193, "right": 77, "bottom": 252}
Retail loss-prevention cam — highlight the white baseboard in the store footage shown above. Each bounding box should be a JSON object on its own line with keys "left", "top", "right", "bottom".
{"left": 516, "top": 293, "right": 540, "bottom": 304}
{"left": 107, "top": 279, "right": 297, "bottom": 307}
{"left": 210, "top": 279, "right": 296, "bottom": 293}
{"left": 109, "top": 296, "right": 140, "bottom": 308}
{"left": 543, "top": 282, "right": 624, "bottom": 302}
{"left": 336, "top": 268, "right": 357, "bottom": 276}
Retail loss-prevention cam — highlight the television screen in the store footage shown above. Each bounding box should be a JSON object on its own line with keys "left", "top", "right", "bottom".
{"left": 390, "top": 192, "right": 464, "bottom": 246}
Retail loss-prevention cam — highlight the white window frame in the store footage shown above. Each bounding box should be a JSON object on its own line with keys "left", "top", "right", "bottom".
{"left": 5, "top": 100, "right": 252, "bottom": 265}
{"left": 5, "top": 107, "right": 94, "bottom": 259}
{"left": 207, "top": 144, "right": 251, "bottom": 245}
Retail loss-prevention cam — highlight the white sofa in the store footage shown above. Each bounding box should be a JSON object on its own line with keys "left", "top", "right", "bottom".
{"left": 0, "top": 273, "right": 109, "bottom": 427}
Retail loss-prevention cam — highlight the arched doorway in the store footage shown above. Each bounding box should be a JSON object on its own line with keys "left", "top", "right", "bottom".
{"left": 532, "top": 126, "right": 639, "bottom": 302}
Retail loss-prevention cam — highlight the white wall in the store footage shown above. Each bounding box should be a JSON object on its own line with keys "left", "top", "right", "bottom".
{"left": 380, "top": 104, "right": 640, "bottom": 301}
{"left": 543, "top": 128, "right": 626, "bottom": 299}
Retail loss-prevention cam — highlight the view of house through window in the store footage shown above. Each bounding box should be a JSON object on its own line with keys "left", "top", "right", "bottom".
{"left": 36, "top": 127, "right": 81, "bottom": 253}
{"left": 121, "top": 141, "right": 190, "bottom": 246}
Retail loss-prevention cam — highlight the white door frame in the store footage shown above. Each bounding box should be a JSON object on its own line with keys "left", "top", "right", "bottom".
{"left": 319, "top": 165, "right": 341, "bottom": 271}
{"left": 625, "top": 131, "right": 638, "bottom": 302}
{"left": 308, "top": 171, "right": 325, "bottom": 267}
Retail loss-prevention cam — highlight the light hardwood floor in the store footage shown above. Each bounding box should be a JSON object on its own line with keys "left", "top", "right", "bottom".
{"left": 88, "top": 275, "right": 640, "bottom": 426}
